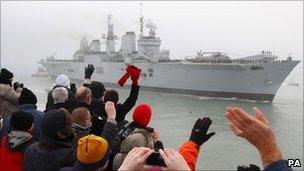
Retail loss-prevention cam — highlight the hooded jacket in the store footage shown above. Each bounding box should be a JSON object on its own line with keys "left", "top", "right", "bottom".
{"left": 71, "top": 123, "right": 90, "bottom": 144}
{"left": 0, "top": 83, "right": 20, "bottom": 118}
{"left": 0, "top": 131, "right": 34, "bottom": 171}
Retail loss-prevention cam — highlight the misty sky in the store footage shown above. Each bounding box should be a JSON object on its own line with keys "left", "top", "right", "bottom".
{"left": 1, "top": 1, "right": 303, "bottom": 77}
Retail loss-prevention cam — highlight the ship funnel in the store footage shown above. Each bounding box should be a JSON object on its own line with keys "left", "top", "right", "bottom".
{"left": 121, "top": 32, "right": 136, "bottom": 55}
{"left": 79, "top": 37, "right": 89, "bottom": 51}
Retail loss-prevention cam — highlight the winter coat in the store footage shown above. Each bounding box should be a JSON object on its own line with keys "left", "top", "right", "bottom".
{"left": 0, "top": 83, "right": 19, "bottom": 118}
{"left": 44, "top": 102, "right": 71, "bottom": 113}
{"left": 71, "top": 123, "right": 90, "bottom": 144}
{"left": 24, "top": 141, "right": 77, "bottom": 171}
{"left": 45, "top": 86, "right": 76, "bottom": 112}
{"left": 101, "top": 118, "right": 121, "bottom": 171}
{"left": 1, "top": 104, "right": 44, "bottom": 142}
{"left": 94, "top": 85, "right": 140, "bottom": 132}
{"left": 0, "top": 131, "right": 34, "bottom": 171}
{"left": 90, "top": 96, "right": 104, "bottom": 113}
{"left": 19, "top": 104, "right": 44, "bottom": 141}
{"left": 58, "top": 118, "right": 121, "bottom": 171}
{"left": 178, "top": 140, "right": 200, "bottom": 171}
{"left": 117, "top": 121, "right": 153, "bottom": 141}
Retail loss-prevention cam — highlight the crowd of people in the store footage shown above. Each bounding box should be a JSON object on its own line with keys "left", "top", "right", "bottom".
{"left": 0, "top": 65, "right": 294, "bottom": 171}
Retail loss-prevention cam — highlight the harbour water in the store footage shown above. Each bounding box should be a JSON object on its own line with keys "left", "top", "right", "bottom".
{"left": 15, "top": 75, "right": 303, "bottom": 170}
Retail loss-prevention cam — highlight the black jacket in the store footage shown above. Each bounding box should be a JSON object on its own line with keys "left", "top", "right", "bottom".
{"left": 96, "top": 84, "right": 140, "bottom": 124}
{"left": 90, "top": 85, "right": 140, "bottom": 136}
{"left": 100, "top": 119, "right": 121, "bottom": 171}
{"left": 24, "top": 142, "right": 77, "bottom": 171}
{"left": 44, "top": 102, "right": 69, "bottom": 113}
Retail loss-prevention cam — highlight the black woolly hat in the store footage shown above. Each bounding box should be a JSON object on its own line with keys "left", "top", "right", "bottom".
{"left": 19, "top": 88, "right": 38, "bottom": 105}
{"left": 41, "top": 109, "right": 75, "bottom": 144}
{"left": 0, "top": 68, "right": 14, "bottom": 85}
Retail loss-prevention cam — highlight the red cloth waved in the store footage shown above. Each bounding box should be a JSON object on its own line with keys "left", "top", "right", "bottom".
{"left": 118, "top": 65, "right": 141, "bottom": 87}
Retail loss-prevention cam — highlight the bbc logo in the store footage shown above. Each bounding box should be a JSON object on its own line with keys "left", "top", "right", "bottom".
{"left": 287, "top": 159, "right": 302, "bottom": 167}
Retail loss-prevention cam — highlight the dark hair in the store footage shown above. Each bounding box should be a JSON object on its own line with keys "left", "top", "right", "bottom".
{"left": 10, "top": 111, "right": 34, "bottom": 131}
{"left": 104, "top": 89, "right": 119, "bottom": 104}
{"left": 90, "top": 81, "right": 106, "bottom": 99}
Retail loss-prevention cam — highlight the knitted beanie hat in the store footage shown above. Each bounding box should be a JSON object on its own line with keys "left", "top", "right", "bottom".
{"left": 10, "top": 111, "right": 34, "bottom": 131}
{"left": 75, "top": 134, "right": 111, "bottom": 170}
{"left": 0, "top": 68, "right": 13, "bottom": 80}
{"left": 41, "top": 109, "right": 74, "bottom": 143}
{"left": 132, "top": 103, "right": 152, "bottom": 127}
{"left": 0, "top": 68, "right": 13, "bottom": 85}
{"left": 19, "top": 88, "right": 38, "bottom": 105}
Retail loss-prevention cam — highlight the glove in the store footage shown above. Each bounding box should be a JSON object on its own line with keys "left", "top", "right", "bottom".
{"left": 84, "top": 64, "right": 95, "bottom": 79}
{"left": 237, "top": 164, "right": 261, "bottom": 171}
{"left": 126, "top": 65, "right": 141, "bottom": 85}
{"left": 189, "top": 117, "right": 215, "bottom": 146}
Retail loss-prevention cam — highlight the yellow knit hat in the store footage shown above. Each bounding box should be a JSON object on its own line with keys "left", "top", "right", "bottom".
{"left": 77, "top": 134, "right": 110, "bottom": 164}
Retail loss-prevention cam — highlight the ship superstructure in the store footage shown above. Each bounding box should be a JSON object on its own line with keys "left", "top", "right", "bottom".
{"left": 40, "top": 8, "right": 300, "bottom": 101}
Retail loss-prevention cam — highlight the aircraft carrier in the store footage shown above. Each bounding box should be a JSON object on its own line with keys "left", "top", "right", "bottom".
{"left": 40, "top": 13, "right": 300, "bottom": 102}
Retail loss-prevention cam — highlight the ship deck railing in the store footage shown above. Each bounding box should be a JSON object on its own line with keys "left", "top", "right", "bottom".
{"left": 180, "top": 59, "right": 293, "bottom": 64}
{"left": 43, "top": 58, "right": 295, "bottom": 64}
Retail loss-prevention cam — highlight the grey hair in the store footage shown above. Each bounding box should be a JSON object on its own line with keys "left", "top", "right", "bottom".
{"left": 52, "top": 87, "right": 68, "bottom": 104}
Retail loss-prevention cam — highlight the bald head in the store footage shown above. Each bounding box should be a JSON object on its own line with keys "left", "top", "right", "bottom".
{"left": 76, "top": 86, "right": 92, "bottom": 105}
{"left": 71, "top": 107, "right": 91, "bottom": 127}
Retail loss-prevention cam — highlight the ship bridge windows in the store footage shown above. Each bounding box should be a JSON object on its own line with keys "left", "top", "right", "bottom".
{"left": 95, "top": 67, "right": 103, "bottom": 74}
{"left": 148, "top": 68, "right": 153, "bottom": 73}
{"left": 250, "top": 66, "right": 263, "bottom": 71}
{"left": 67, "top": 69, "right": 75, "bottom": 72}
{"left": 141, "top": 73, "right": 147, "bottom": 78}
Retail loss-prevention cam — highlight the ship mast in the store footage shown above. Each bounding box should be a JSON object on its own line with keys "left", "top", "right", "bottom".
{"left": 139, "top": 3, "right": 144, "bottom": 37}
{"left": 102, "top": 15, "right": 117, "bottom": 54}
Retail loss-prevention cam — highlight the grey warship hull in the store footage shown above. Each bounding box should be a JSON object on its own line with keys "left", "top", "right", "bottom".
{"left": 41, "top": 59, "right": 300, "bottom": 101}
{"left": 40, "top": 14, "right": 300, "bottom": 101}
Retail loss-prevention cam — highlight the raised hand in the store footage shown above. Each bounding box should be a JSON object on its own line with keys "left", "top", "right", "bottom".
{"left": 84, "top": 64, "right": 95, "bottom": 79}
{"left": 118, "top": 147, "right": 154, "bottom": 170}
{"left": 159, "top": 148, "right": 190, "bottom": 171}
{"left": 225, "top": 107, "right": 282, "bottom": 168}
{"left": 105, "top": 101, "right": 116, "bottom": 120}
{"left": 189, "top": 117, "right": 215, "bottom": 146}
